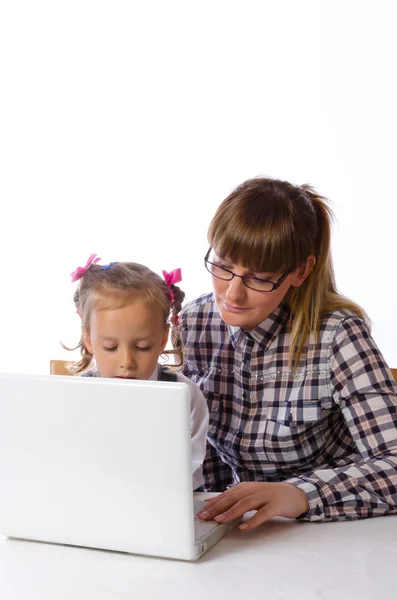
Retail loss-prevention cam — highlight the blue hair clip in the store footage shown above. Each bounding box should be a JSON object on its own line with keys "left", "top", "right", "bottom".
{"left": 101, "top": 262, "right": 117, "bottom": 270}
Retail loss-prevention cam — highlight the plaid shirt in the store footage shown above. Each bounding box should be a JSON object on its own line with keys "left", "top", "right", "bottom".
{"left": 181, "top": 293, "right": 397, "bottom": 521}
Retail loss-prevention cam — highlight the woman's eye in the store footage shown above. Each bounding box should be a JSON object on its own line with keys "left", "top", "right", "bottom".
{"left": 104, "top": 347, "right": 117, "bottom": 352}
{"left": 215, "top": 261, "right": 229, "bottom": 270}
{"left": 137, "top": 346, "right": 152, "bottom": 352}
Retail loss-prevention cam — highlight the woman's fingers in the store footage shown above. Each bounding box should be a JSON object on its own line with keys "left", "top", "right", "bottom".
{"left": 212, "top": 496, "right": 265, "bottom": 523}
{"left": 197, "top": 486, "right": 252, "bottom": 519}
{"left": 197, "top": 483, "right": 309, "bottom": 529}
{"left": 239, "top": 504, "right": 277, "bottom": 530}
{"left": 197, "top": 493, "right": 241, "bottom": 519}
{"left": 198, "top": 490, "right": 268, "bottom": 523}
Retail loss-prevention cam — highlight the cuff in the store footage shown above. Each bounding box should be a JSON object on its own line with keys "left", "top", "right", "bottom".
{"left": 192, "top": 466, "right": 204, "bottom": 491}
{"left": 285, "top": 477, "right": 325, "bottom": 521}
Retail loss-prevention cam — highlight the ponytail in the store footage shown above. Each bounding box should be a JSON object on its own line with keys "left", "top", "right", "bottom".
{"left": 285, "top": 186, "right": 367, "bottom": 367}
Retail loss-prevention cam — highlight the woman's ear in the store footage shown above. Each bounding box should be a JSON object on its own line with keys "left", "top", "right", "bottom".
{"left": 290, "top": 255, "right": 316, "bottom": 288}
{"left": 82, "top": 327, "right": 93, "bottom": 354}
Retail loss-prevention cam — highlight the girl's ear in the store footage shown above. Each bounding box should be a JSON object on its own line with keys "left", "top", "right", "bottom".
{"left": 82, "top": 327, "right": 93, "bottom": 354}
{"left": 290, "top": 255, "right": 316, "bottom": 288}
{"left": 160, "top": 324, "right": 170, "bottom": 353}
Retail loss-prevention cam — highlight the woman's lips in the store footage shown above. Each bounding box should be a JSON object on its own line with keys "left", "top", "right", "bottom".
{"left": 222, "top": 301, "right": 248, "bottom": 313}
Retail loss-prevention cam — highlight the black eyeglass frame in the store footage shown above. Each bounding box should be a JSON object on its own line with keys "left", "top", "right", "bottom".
{"left": 204, "top": 249, "right": 289, "bottom": 293}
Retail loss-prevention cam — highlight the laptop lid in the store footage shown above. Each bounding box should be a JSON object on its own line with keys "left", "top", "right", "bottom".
{"left": 0, "top": 373, "right": 196, "bottom": 560}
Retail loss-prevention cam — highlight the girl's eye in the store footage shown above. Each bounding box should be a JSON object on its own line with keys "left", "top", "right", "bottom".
{"left": 137, "top": 346, "right": 152, "bottom": 352}
{"left": 104, "top": 347, "right": 117, "bottom": 352}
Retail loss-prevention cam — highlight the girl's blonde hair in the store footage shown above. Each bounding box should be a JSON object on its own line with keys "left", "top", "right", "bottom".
{"left": 208, "top": 177, "right": 367, "bottom": 366}
{"left": 65, "top": 262, "right": 185, "bottom": 373}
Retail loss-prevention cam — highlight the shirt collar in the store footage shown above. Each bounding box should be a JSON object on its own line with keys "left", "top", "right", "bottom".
{"left": 228, "top": 303, "right": 290, "bottom": 350}
{"left": 88, "top": 365, "right": 160, "bottom": 380}
{"left": 148, "top": 364, "right": 160, "bottom": 381}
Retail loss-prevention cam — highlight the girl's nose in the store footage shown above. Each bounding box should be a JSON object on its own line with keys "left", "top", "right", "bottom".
{"left": 120, "top": 349, "right": 135, "bottom": 369}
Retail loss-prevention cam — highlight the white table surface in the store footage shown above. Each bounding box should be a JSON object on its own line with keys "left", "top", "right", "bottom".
{"left": 0, "top": 493, "right": 395, "bottom": 600}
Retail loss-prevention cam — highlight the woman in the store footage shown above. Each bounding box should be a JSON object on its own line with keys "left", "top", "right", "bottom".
{"left": 181, "top": 177, "right": 397, "bottom": 530}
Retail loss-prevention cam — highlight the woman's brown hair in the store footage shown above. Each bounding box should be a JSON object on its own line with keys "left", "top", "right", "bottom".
{"left": 208, "top": 177, "right": 367, "bottom": 366}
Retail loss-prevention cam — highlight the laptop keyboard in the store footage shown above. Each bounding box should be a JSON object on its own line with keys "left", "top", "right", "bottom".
{"left": 194, "top": 500, "right": 220, "bottom": 542}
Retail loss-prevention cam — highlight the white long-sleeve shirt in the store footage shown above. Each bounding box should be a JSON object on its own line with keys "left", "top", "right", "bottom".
{"left": 149, "top": 365, "right": 209, "bottom": 489}
{"left": 83, "top": 363, "right": 209, "bottom": 490}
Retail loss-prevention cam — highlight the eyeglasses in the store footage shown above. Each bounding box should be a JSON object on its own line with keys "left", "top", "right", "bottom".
{"left": 204, "top": 249, "right": 289, "bottom": 293}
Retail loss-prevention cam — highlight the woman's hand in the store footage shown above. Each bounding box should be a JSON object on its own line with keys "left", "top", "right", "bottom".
{"left": 197, "top": 482, "right": 309, "bottom": 530}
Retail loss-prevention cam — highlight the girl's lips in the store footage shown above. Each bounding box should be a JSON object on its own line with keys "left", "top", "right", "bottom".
{"left": 115, "top": 376, "right": 137, "bottom": 379}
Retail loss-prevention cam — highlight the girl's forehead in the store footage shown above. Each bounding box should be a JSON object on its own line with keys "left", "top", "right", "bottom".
{"left": 93, "top": 294, "right": 158, "bottom": 314}
{"left": 90, "top": 288, "right": 146, "bottom": 308}
{"left": 87, "top": 299, "right": 168, "bottom": 333}
{"left": 86, "top": 289, "right": 167, "bottom": 319}
{"left": 95, "top": 297, "right": 139, "bottom": 311}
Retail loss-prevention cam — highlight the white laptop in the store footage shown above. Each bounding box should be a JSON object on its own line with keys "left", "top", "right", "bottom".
{"left": 0, "top": 373, "right": 238, "bottom": 561}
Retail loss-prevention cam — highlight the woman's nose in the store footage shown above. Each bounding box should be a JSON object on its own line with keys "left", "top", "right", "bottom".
{"left": 225, "top": 275, "right": 246, "bottom": 302}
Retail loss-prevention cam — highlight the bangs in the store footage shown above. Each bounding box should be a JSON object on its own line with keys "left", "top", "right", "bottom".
{"left": 208, "top": 185, "right": 316, "bottom": 274}
{"left": 77, "top": 262, "right": 172, "bottom": 329}
{"left": 86, "top": 286, "right": 152, "bottom": 315}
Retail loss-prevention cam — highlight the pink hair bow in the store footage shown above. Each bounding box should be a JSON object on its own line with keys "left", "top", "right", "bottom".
{"left": 71, "top": 254, "right": 101, "bottom": 283}
{"left": 162, "top": 268, "right": 182, "bottom": 303}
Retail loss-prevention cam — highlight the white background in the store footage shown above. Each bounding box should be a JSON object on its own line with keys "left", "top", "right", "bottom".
{"left": 0, "top": 0, "right": 396, "bottom": 373}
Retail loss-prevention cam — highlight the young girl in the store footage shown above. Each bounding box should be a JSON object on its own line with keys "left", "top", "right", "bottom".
{"left": 180, "top": 177, "right": 397, "bottom": 529}
{"left": 67, "top": 255, "right": 209, "bottom": 490}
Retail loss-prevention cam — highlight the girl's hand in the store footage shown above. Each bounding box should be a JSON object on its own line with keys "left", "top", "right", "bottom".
{"left": 196, "top": 482, "right": 309, "bottom": 530}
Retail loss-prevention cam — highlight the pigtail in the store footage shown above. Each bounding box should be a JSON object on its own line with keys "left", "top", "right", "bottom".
{"left": 62, "top": 336, "right": 94, "bottom": 374}
{"left": 61, "top": 282, "right": 95, "bottom": 373}
{"left": 168, "top": 284, "right": 185, "bottom": 368}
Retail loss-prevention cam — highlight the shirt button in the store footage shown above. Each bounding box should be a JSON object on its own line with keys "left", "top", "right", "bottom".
{"left": 242, "top": 392, "right": 247, "bottom": 400}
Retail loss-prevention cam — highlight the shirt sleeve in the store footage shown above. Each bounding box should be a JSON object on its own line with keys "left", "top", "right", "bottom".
{"left": 201, "top": 442, "right": 236, "bottom": 492}
{"left": 180, "top": 364, "right": 235, "bottom": 492}
{"left": 180, "top": 302, "right": 236, "bottom": 491}
{"left": 286, "top": 316, "right": 397, "bottom": 521}
{"left": 179, "top": 375, "right": 209, "bottom": 490}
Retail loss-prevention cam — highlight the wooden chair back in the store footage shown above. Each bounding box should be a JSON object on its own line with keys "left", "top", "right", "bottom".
{"left": 50, "top": 360, "right": 74, "bottom": 376}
